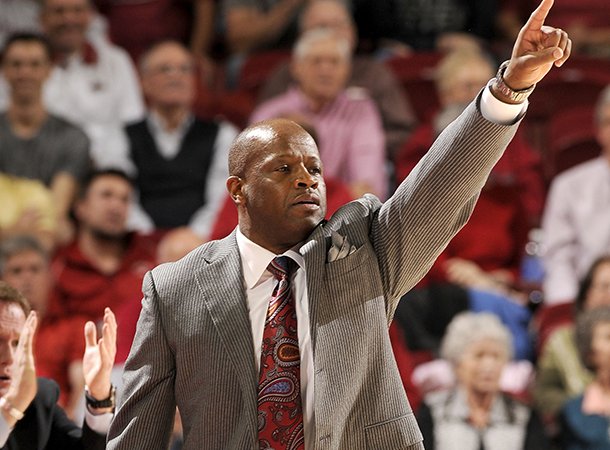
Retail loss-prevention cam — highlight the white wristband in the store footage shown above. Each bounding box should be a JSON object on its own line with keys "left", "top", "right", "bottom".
{"left": 0, "top": 397, "right": 24, "bottom": 421}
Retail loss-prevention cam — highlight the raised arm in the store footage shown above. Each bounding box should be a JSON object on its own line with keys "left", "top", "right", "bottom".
{"left": 373, "top": 0, "right": 571, "bottom": 303}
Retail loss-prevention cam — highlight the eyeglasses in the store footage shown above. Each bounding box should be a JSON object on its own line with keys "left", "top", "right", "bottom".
{"left": 145, "top": 64, "right": 193, "bottom": 76}
{"left": 591, "top": 282, "right": 610, "bottom": 293}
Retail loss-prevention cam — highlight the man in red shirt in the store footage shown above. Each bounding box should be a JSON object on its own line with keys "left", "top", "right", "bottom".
{"left": 47, "top": 169, "right": 157, "bottom": 368}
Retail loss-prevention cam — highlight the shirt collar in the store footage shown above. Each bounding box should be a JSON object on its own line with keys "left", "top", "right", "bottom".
{"left": 147, "top": 110, "right": 193, "bottom": 136}
{"left": 54, "top": 41, "right": 98, "bottom": 67}
{"left": 235, "top": 227, "right": 305, "bottom": 289}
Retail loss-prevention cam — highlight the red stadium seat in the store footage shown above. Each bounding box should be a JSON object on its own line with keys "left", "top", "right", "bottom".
{"left": 385, "top": 52, "right": 443, "bottom": 123}
{"left": 544, "top": 105, "right": 601, "bottom": 182}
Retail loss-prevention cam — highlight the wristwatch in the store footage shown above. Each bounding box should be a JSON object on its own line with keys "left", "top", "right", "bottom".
{"left": 491, "top": 60, "right": 535, "bottom": 103}
{"left": 85, "top": 385, "right": 116, "bottom": 410}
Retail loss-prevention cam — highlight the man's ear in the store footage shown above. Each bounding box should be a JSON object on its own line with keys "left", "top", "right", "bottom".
{"left": 226, "top": 176, "right": 244, "bottom": 205}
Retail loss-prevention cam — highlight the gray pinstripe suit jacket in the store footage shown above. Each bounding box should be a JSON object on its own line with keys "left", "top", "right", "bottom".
{"left": 107, "top": 97, "right": 520, "bottom": 450}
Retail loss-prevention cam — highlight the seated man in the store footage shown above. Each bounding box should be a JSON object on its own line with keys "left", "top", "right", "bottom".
{"left": 119, "top": 40, "right": 237, "bottom": 237}
{"left": 258, "top": 0, "right": 417, "bottom": 158}
{"left": 542, "top": 86, "right": 610, "bottom": 305}
{"left": 0, "top": 235, "right": 90, "bottom": 420}
{"left": 38, "top": 0, "right": 144, "bottom": 167}
{"left": 251, "top": 28, "right": 387, "bottom": 199}
{"left": 0, "top": 33, "right": 90, "bottom": 246}
{"left": 0, "top": 281, "right": 116, "bottom": 449}
{"left": 47, "top": 169, "right": 157, "bottom": 381}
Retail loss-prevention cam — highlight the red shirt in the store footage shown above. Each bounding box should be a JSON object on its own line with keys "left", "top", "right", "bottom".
{"left": 48, "top": 233, "right": 157, "bottom": 362}
{"left": 34, "top": 315, "right": 88, "bottom": 408}
{"left": 394, "top": 121, "right": 544, "bottom": 284}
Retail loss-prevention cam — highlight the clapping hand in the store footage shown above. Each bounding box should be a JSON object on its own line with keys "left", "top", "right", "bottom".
{"left": 2, "top": 312, "right": 38, "bottom": 426}
{"left": 83, "top": 308, "right": 117, "bottom": 407}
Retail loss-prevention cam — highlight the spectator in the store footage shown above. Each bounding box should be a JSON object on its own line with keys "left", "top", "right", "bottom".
{"left": 0, "top": 281, "right": 116, "bottom": 449}
{"left": 541, "top": 86, "right": 610, "bottom": 305}
{"left": 534, "top": 256, "right": 610, "bottom": 420}
{"left": 560, "top": 306, "right": 610, "bottom": 448}
{"left": 251, "top": 28, "right": 387, "bottom": 199}
{"left": 0, "top": 236, "right": 91, "bottom": 420}
{"left": 120, "top": 40, "right": 237, "bottom": 237}
{"left": 46, "top": 170, "right": 156, "bottom": 376}
{"left": 258, "top": 0, "right": 417, "bottom": 158}
{"left": 0, "top": 33, "right": 90, "bottom": 246}
{"left": 395, "top": 48, "right": 544, "bottom": 292}
{"left": 38, "top": 0, "right": 145, "bottom": 168}
{"left": 417, "top": 312, "right": 548, "bottom": 450}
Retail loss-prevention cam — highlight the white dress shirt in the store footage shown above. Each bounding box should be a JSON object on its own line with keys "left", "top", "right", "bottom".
{"left": 542, "top": 157, "right": 610, "bottom": 304}
{"left": 236, "top": 228, "right": 315, "bottom": 449}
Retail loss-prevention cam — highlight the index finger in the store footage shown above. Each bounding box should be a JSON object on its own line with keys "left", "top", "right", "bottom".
{"left": 524, "top": 0, "right": 554, "bottom": 32}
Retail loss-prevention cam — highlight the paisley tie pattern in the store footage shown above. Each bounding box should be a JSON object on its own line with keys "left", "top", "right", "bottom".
{"left": 257, "top": 256, "right": 304, "bottom": 450}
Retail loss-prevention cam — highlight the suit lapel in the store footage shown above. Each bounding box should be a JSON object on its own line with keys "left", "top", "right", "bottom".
{"left": 194, "top": 235, "right": 258, "bottom": 414}
{"left": 300, "top": 223, "right": 328, "bottom": 353}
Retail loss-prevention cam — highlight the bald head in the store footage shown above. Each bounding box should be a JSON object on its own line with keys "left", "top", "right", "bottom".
{"left": 226, "top": 118, "right": 326, "bottom": 253}
{"left": 228, "top": 119, "right": 318, "bottom": 178}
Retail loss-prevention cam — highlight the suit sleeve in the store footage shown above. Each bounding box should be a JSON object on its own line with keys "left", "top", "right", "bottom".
{"left": 371, "top": 91, "right": 521, "bottom": 317}
{"left": 107, "top": 271, "right": 176, "bottom": 449}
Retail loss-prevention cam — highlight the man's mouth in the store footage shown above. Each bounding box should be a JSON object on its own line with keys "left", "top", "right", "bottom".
{"left": 293, "top": 194, "right": 320, "bottom": 206}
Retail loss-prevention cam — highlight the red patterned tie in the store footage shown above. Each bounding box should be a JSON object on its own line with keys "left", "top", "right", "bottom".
{"left": 257, "top": 256, "right": 304, "bottom": 450}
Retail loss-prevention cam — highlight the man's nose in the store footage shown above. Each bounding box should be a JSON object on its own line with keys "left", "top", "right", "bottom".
{"left": 294, "top": 167, "right": 318, "bottom": 189}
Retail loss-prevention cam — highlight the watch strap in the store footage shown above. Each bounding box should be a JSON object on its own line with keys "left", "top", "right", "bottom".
{"left": 85, "top": 385, "right": 116, "bottom": 410}
{"left": 492, "top": 60, "right": 535, "bottom": 103}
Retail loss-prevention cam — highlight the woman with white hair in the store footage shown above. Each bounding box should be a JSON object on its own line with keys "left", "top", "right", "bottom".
{"left": 416, "top": 312, "right": 548, "bottom": 449}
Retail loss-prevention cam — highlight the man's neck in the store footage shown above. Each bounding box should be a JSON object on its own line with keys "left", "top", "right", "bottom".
{"left": 53, "top": 44, "right": 82, "bottom": 66}
{"left": 7, "top": 101, "right": 48, "bottom": 139}
{"left": 78, "top": 230, "right": 127, "bottom": 275}
{"left": 303, "top": 95, "right": 327, "bottom": 114}
{"left": 152, "top": 106, "right": 190, "bottom": 132}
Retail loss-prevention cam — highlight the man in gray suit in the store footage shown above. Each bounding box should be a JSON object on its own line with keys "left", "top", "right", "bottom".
{"left": 108, "top": 1, "right": 571, "bottom": 448}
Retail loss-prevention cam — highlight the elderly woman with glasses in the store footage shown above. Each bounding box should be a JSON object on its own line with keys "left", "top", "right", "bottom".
{"left": 417, "top": 312, "right": 548, "bottom": 450}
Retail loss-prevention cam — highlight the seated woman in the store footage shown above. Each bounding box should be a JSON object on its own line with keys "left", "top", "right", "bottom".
{"left": 534, "top": 256, "right": 610, "bottom": 420}
{"left": 417, "top": 312, "right": 548, "bottom": 450}
{"left": 560, "top": 306, "right": 610, "bottom": 448}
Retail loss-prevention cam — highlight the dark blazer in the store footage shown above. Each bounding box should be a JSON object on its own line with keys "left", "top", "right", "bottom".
{"left": 2, "top": 378, "right": 106, "bottom": 450}
{"left": 108, "top": 97, "right": 521, "bottom": 450}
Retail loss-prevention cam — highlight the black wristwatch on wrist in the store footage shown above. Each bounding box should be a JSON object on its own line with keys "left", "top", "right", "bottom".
{"left": 85, "top": 385, "right": 116, "bottom": 410}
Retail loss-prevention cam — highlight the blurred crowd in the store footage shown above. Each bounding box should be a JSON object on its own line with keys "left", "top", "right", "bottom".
{"left": 2, "top": 0, "right": 610, "bottom": 448}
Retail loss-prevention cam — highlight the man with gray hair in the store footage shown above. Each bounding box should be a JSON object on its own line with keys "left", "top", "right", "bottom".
{"left": 258, "top": 0, "right": 417, "bottom": 158}
{"left": 118, "top": 40, "right": 238, "bottom": 237}
{"left": 251, "top": 28, "right": 388, "bottom": 199}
